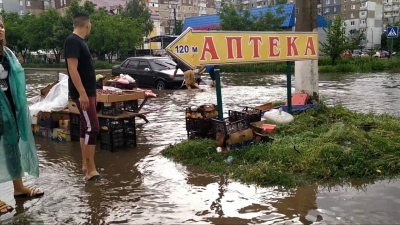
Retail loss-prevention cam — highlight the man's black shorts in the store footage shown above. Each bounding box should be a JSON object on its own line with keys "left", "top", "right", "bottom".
{"left": 209, "top": 67, "right": 215, "bottom": 81}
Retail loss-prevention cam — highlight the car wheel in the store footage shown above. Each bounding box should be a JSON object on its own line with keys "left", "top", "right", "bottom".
{"left": 156, "top": 80, "right": 166, "bottom": 90}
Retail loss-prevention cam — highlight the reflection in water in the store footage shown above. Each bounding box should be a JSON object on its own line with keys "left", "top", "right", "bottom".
{"left": 1, "top": 71, "right": 400, "bottom": 224}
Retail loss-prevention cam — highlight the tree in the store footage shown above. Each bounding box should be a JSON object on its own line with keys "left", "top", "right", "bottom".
{"left": 25, "top": 9, "right": 64, "bottom": 62}
{"left": 0, "top": 12, "right": 34, "bottom": 58}
{"left": 381, "top": 32, "right": 388, "bottom": 51}
{"left": 121, "top": 0, "right": 154, "bottom": 37}
{"left": 175, "top": 20, "right": 183, "bottom": 35}
{"left": 87, "top": 9, "right": 145, "bottom": 62}
{"left": 320, "top": 15, "right": 350, "bottom": 65}
{"left": 218, "top": 2, "right": 286, "bottom": 31}
{"left": 348, "top": 29, "right": 365, "bottom": 51}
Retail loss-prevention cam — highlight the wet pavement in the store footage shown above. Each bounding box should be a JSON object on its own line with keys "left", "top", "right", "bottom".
{"left": 1, "top": 71, "right": 400, "bottom": 224}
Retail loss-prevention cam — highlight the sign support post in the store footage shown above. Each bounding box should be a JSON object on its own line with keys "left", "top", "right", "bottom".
{"left": 214, "top": 66, "right": 223, "bottom": 120}
{"left": 286, "top": 62, "right": 292, "bottom": 114}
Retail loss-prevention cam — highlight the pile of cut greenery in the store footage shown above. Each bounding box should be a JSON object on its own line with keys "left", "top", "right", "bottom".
{"left": 162, "top": 105, "right": 400, "bottom": 187}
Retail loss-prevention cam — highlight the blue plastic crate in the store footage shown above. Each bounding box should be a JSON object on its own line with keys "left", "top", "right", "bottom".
{"left": 261, "top": 104, "right": 321, "bottom": 117}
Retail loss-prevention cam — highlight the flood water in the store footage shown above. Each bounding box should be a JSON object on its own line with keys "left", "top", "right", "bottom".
{"left": 1, "top": 71, "right": 400, "bottom": 224}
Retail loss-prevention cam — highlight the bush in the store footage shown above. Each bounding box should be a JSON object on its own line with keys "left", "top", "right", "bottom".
{"left": 220, "top": 57, "right": 400, "bottom": 73}
{"left": 22, "top": 60, "right": 121, "bottom": 69}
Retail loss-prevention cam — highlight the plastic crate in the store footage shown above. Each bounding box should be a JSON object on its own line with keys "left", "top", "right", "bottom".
{"left": 124, "top": 100, "right": 139, "bottom": 113}
{"left": 100, "top": 129, "right": 124, "bottom": 144}
{"left": 99, "top": 116, "right": 136, "bottom": 151}
{"left": 70, "top": 123, "right": 80, "bottom": 142}
{"left": 212, "top": 117, "right": 250, "bottom": 136}
{"left": 70, "top": 113, "right": 80, "bottom": 126}
{"left": 96, "top": 78, "right": 104, "bottom": 90}
{"left": 241, "top": 107, "right": 262, "bottom": 123}
{"left": 187, "top": 131, "right": 215, "bottom": 140}
{"left": 124, "top": 127, "right": 137, "bottom": 148}
{"left": 186, "top": 104, "right": 218, "bottom": 119}
{"left": 186, "top": 117, "right": 214, "bottom": 133}
{"left": 100, "top": 102, "right": 123, "bottom": 116}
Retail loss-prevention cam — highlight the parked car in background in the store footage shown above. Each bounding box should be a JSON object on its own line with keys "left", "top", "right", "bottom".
{"left": 111, "top": 56, "right": 202, "bottom": 90}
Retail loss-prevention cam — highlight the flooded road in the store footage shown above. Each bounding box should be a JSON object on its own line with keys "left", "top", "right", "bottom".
{"left": 1, "top": 71, "right": 400, "bottom": 224}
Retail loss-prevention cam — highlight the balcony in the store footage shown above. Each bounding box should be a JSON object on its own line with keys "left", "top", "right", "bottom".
{"left": 359, "top": 13, "right": 367, "bottom": 19}
{"left": 384, "top": 13, "right": 393, "bottom": 18}
{"left": 198, "top": 2, "right": 206, "bottom": 7}
{"left": 199, "top": 9, "right": 207, "bottom": 15}
{"left": 384, "top": 6, "right": 393, "bottom": 12}
{"left": 359, "top": 23, "right": 367, "bottom": 28}
{"left": 317, "top": 4, "right": 321, "bottom": 8}
{"left": 360, "top": 4, "right": 367, "bottom": 10}
{"left": 394, "top": 5, "right": 399, "bottom": 10}
{"left": 394, "top": 0, "right": 400, "bottom": 4}
{"left": 242, "top": 0, "right": 249, "bottom": 4}
{"left": 384, "top": 1, "right": 393, "bottom": 5}
{"left": 360, "top": 0, "right": 367, "bottom": 2}
{"left": 394, "top": 11, "right": 400, "bottom": 16}
{"left": 257, "top": 0, "right": 265, "bottom": 2}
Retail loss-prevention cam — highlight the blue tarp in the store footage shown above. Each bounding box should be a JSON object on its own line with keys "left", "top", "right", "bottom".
{"left": 182, "top": 4, "right": 331, "bottom": 32}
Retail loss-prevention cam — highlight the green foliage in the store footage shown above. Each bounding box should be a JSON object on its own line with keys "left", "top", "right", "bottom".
{"left": 22, "top": 61, "right": 121, "bottom": 69}
{"left": 221, "top": 57, "right": 400, "bottom": 73}
{"left": 163, "top": 105, "right": 400, "bottom": 187}
{"left": 320, "top": 15, "right": 351, "bottom": 65}
{"left": 121, "top": 0, "right": 154, "bottom": 37}
{"left": 175, "top": 20, "right": 183, "bottom": 35}
{"left": 0, "top": 0, "right": 146, "bottom": 63}
{"left": 217, "top": 1, "right": 286, "bottom": 31}
{"left": 88, "top": 9, "right": 145, "bottom": 62}
{"left": 348, "top": 29, "right": 365, "bottom": 50}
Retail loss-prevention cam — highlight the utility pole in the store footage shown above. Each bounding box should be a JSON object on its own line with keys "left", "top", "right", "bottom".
{"left": 294, "top": 0, "right": 319, "bottom": 100}
{"left": 174, "top": 7, "right": 177, "bottom": 35}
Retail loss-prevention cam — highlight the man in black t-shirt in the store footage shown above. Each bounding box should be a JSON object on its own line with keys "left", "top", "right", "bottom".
{"left": 170, "top": 58, "right": 203, "bottom": 91}
{"left": 64, "top": 12, "right": 103, "bottom": 182}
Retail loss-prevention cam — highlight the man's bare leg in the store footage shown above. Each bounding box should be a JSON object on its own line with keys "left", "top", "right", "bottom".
{"left": 186, "top": 84, "right": 192, "bottom": 91}
{"left": 193, "top": 82, "right": 204, "bottom": 91}
{"left": 84, "top": 144, "right": 99, "bottom": 179}
{"left": 80, "top": 138, "right": 87, "bottom": 172}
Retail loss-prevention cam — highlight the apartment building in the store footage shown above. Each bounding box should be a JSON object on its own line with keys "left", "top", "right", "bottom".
{"left": 1, "top": 0, "right": 28, "bottom": 15}
{"left": 317, "top": 0, "right": 383, "bottom": 49}
{"left": 150, "top": 0, "right": 218, "bottom": 34}
{"left": 382, "top": 0, "right": 400, "bottom": 26}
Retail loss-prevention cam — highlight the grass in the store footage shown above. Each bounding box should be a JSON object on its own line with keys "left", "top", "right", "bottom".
{"left": 162, "top": 105, "right": 400, "bottom": 187}
{"left": 221, "top": 57, "right": 400, "bottom": 74}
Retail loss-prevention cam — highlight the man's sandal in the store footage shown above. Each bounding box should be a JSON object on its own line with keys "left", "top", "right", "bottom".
{"left": 0, "top": 200, "right": 13, "bottom": 214}
{"left": 14, "top": 187, "right": 44, "bottom": 198}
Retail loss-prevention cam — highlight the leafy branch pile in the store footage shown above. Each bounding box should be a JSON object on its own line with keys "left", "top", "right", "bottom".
{"left": 1, "top": 0, "right": 154, "bottom": 63}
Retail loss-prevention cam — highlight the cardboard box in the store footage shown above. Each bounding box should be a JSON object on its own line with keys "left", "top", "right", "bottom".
{"left": 51, "top": 128, "right": 71, "bottom": 142}
{"left": 97, "top": 91, "right": 145, "bottom": 103}
{"left": 59, "top": 120, "right": 70, "bottom": 130}
{"left": 40, "top": 81, "right": 58, "bottom": 97}
{"left": 38, "top": 111, "right": 69, "bottom": 128}
{"left": 31, "top": 125, "right": 40, "bottom": 135}
{"left": 31, "top": 115, "right": 38, "bottom": 125}
{"left": 38, "top": 126, "right": 51, "bottom": 138}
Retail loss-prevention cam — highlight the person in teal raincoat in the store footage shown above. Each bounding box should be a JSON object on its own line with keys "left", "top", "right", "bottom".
{"left": 0, "top": 19, "right": 43, "bottom": 215}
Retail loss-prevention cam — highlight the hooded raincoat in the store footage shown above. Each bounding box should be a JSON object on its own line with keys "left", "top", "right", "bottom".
{"left": 0, "top": 47, "right": 39, "bottom": 183}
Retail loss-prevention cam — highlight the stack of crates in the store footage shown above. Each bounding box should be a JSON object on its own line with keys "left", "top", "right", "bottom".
{"left": 100, "top": 100, "right": 139, "bottom": 116}
{"left": 185, "top": 105, "right": 218, "bottom": 139}
{"left": 99, "top": 116, "right": 136, "bottom": 152}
